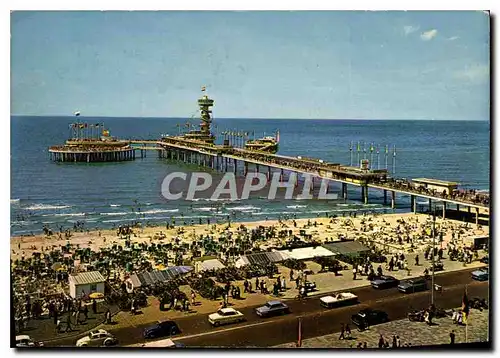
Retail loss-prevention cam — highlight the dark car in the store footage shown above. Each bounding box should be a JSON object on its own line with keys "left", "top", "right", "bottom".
{"left": 398, "top": 277, "right": 427, "bottom": 293}
{"left": 370, "top": 275, "right": 400, "bottom": 289}
{"left": 479, "top": 256, "right": 488, "bottom": 264}
{"left": 351, "top": 309, "right": 388, "bottom": 330}
{"left": 471, "top": 267, "right": 488, "bottom": 281}
{"left": 143, "top": 320, "right": 180, "bottom": 339}
{"left": 303, "top": 281, "right": 317, "bottom": 292}
{"left": 255, "top": 300, "right": 290, "bottom": 317}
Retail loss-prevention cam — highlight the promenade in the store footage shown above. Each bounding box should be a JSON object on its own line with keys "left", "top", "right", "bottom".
{"left": 274, "top": 307, "right": 489, "bottom": 348}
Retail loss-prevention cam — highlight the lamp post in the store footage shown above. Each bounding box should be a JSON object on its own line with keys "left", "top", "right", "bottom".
{"left": 431, "top": 208, "right": 436, "bottom": 305}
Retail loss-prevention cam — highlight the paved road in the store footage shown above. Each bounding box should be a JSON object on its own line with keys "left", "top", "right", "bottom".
{"left": 46, "top": 268, "right": 488, "bottom": 348}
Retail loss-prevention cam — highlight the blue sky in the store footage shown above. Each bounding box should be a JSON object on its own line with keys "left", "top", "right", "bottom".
{"left": 11, "top": 11, "right": 490, "bottom": 120}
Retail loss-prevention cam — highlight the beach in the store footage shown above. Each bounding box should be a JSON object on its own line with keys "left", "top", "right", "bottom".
{"left": 11, "top": 212, "right": 488, "bottom": 260}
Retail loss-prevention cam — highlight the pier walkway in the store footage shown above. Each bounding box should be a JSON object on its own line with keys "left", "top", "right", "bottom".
{"left": 152, "top": 136, "right": 488, "bottom": 221}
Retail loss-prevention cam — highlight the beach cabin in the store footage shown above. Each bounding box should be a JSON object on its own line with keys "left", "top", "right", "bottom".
{"left": 69, "top": 271, "right": 106, "bottom": 298}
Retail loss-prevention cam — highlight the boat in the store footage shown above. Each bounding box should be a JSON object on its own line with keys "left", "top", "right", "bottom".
{"left": 245, "top": 132, "right": 279, "bottom": 153}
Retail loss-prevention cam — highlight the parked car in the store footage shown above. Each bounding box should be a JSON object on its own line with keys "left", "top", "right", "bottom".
{"left": 76, "top": 329, "right": 118, "bottom": 347}
{"left": 303, "top": 281, "right": 317, "bottom": 292}
{"left": 208, "top": 307, "right": 245, "bottom": 327}
{"left": 143, "top": 320, "right": 180, "bottom": 339}
{"left": 351, "top": 309, "right": 388, "bottom": 330}
{"left": 255, "top": 300, "right": 290, "bottom": 317}
{"left": 370, "top": 275, "right": 400, "bottom": 289}
{"left": 15, "top": 335, "right": 44, "bottom": 348}
{"left": 398, "top": 277, "right": 428, "bottom": 293}
{"left": 320, "top": 292, "right": 358, "bottom": 309}
{"left": 471, "top": 267, "right": 489, "bottom": 281}
{"left": 479, "top": 256, "right": 489, "bottom": 264}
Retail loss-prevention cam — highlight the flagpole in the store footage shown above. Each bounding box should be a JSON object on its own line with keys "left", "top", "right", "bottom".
{"left": 431, "top": 209, "right": 436, "bottom": 305}
{"left": 297, "top": 317, "right": 302, "bottom": 348}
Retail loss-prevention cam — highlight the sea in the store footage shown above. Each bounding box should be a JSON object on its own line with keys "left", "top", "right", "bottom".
{"left": 10, "top": 116, "right": 490, "bottom": 236}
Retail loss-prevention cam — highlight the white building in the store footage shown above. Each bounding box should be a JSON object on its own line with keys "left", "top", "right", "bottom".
{"left": 69, "top": 271, "right": 106, "bottom": 298}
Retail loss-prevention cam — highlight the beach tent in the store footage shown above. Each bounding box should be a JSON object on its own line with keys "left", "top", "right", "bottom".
{"left": 195, "top": 259, "right": 225, "bottom": 273}
{"left": 127, "top": 266, "right": 193, "bottom": 290}
{"left": 278, "top": 246, "right": 335, "bottom": 261}
{"left": 234, "top": 251, "right": 287, "bottom": 268}
{"left": 322, "top": 240, "right": 370, "bottom": 258}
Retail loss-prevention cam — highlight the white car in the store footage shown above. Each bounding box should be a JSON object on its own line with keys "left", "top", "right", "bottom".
{"left": 15, "top": 335, "right": 43, "bottom": 347}
{"left": 208, "top": 307, "right": 245, "bottom": 327}
{"left": 320, "top": 292, "right": 359, "bottom": 309}
{"left": 76, "top": 329, "right": 118, "bottom": 347}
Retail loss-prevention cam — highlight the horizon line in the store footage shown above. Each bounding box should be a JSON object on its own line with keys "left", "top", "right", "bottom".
{"left": 10, "top": 114, "right": 490, "bottom": 122}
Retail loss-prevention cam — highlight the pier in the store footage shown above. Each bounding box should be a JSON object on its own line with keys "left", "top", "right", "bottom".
{"left": 48, "top": 92, "right": 490, "bottom": 224}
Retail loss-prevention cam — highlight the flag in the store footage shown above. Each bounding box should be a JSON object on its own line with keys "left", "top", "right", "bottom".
{"left": 393, "top": 145, "right": 396, "bottom": 157}
{"left": 357, "top": 142, "right": 360, "bottom": 152}
{"left": 370, "top": 143, "right": 374, "bottom": 152}
{"left": 297, "top": 318, "right": 302, "bottom": 348}
{"left": 95, "top": 124, "right": 100, "bottom": 128}
{"left": 79, "top": 124, "right": 85, "bottom": 129}
{"left": 201, "top": 86, "right": 206, "bottom": 92}
{"left": 385, "top": 145, "right": 389, "bottom": 154}
{"left": 102, "top": 130, "right": 110, "bottom": 137}
{"left": 276, "top": 130, "right": 280, "bottom": 143}
{"left": 349, "top": 141, "right": 353, "bottom": 151}
{"left": 74, "top": 111, "right": 80, "bottom": 117}
{"left": 461, "top": 288, "right": 470, "bottom": 316}
{"left": 84, "top": 123, "right": 88, "bottom": 128}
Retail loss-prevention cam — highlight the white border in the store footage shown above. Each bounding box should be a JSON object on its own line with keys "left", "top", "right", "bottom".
{"left": 3, "top": 2, "right": 496, "bottom": 358}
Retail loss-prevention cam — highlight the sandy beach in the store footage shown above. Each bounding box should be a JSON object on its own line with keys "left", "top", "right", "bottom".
{"left": 10, "top": 212, "right": 489, "bottom": 261}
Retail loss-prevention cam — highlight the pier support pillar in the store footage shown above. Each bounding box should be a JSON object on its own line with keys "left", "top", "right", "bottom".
{"left": 442, "top": 202, "right": 447, "bottom": 219}
{"left": 456, "top": 204, "right": 460, "bottom": 213}
{"left": 475, "top": 207, "right": 479, "bottom": 226}
{"left": 428, "top": 198, "right": 432, "bottom": 212}
{"left": 383, "top": 190, "right": 387, "bottom": 205}
{"left": 256, "top": 164, "right": 259, "bottom": 173}
{"left": 234, "top": 159, "right": 237, "bottom": 174}
{"left": 267, "top": 166, "right": 271, "bottom": 181}
{"left": 411, "top": 195, "right": 417, "bottom": 214}
{"left": 342, "top": 183, "right": 348, "bottom": 200}
{"left": 244, "top": 162, "right": 248, "bottom": 176}
{"left": 362, "top": 185, "right": 368, "bottom": 204}
{"left": 280, "top": 169, "right": 284, "bottom": 182}
{"left": 391, "top": 191, "right": 396, "bottom": 209}
{"left": 468, "top": 206, "right": 471, "bottom": 214}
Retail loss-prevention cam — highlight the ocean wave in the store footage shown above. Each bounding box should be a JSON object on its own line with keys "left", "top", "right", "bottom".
{"left": 53, "top": 212, "right": 86, "bottom": 217}
{"left": 286, "top": 205, "right": 308, "bottom": 209}
{"left": 193, "top": 207, "right": 218, "bottom": 212}
{"left": 136, "top": 208, "right": 179, "bottom": 215}
{"left": 10, "top": 199, "right": 20, "bottom": 204}
{"left": 11, "top": 220, "right": 36, "bottom": 226}
{"left": 226, "top": 205, "right": 260, "bottom": 211}
{"left": 100, "top": 212, "right": 130, "bottom": 216}
{"left": 109, "top": 204, "right": 121, "bottom": 207}
{"left": 24, "top": 204, "right": 72, "bottom": 211}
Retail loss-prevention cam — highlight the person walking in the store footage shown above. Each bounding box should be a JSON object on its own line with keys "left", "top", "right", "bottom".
{"left": 92, "top": 299, "right": 97, "bottom": 314}
{"left": 352, "top": 267, "right": 357, "bottom": 280}
{"left": 392, "top": 335, "right": 397, "bottom": 348}
{"left": 415, "top": 255, "right": 419, "bottom": 266}
{"left": 345, "top": 324, "right": 351, "bottom": 339}
{"left": 55, "top": 318, "right": 61, "bottom": 334}
{"left": 191, "top": 290, "right": 196, "bottom": 305}
{"left": 338, "top": 323, "right": 345, "bottom": 340}
{"left": 65, "top": 315, "right": 72, "bottom": 333}
{"left": 450, "top": 330, "right": 456, "bottom": 345}
{"left": 105, "top": 309, "right": 112, "bottom": 324}
{"left": 378, "top": 335, "right": 385, "bottom": 348}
